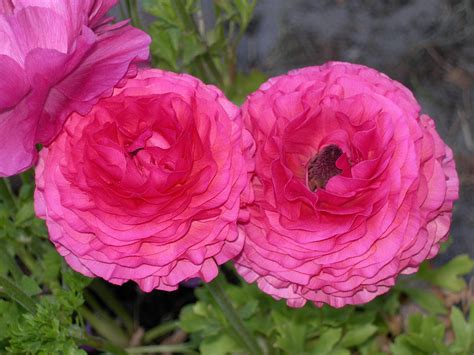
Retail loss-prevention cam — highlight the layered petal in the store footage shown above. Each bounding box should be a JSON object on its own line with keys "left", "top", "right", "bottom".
{"left": 35, "top": 69, "right": 253, "bottom": 291}
{"left": 0, "top": 0, "right": 150, "bottom": 176}
{"left": 235, "top": 61, "right": 459, "bottom": 308}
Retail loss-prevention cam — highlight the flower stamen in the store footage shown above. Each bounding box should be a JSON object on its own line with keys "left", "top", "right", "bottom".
{"left": 307, "top": 144, "right": 343, "bottom": 191}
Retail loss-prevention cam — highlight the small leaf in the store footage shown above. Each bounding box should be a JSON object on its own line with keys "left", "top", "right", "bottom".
{"left": 200, "top": 333, "right": 240, "bottom": 355}
{"left": 417, "top": 255, "right": 474, "bottom": 292}
{"left": 0, "top": 275, "right": 36, "bottom": 313}
{"left": 14, "top": 202, "right": 35, "bottom": 226}
{"left": 401, "top": 287, "right": 447, "bottom": 315}
{"left": 309, "top": 327, "right": 342, "bottom": 354}
{"left": 20, "top": 276, "right": 41, "bottom": 297}
{"left": 329, "top": 349, "right": 351, "bottom": 355}
{"left": 450, "top": 306, "right": 471, "bottom": 353}
{"left": 340, "top": 324, "right": 377, "bottom": 348}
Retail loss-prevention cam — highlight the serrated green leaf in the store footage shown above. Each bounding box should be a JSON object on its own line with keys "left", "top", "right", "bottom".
{"left": 321, "top": 305, "right": 354, "bottom": 326}
{"left": 181, "top": 34, "right": 207, "bottom": 65}
{"left": 200, "top": 333, "right": 240, "bottom": 355}
{"left": 0, "top": 300, "right": 19, "bottom": 340}
{"left": 401, "top": 287, "right": 447, "bottom": 315}
{"left": 340, "top": 324, "right": 377, "bottom": 348}
{"left": 309, "top": 327, "right": 342, "bottom": 354}
{"left": 272, "top": 308, "right": 307, "bottom": 354}
{"left": 14, "top": 201, "right": 35, "bottom": 226}
{"left": 239, "top": 300, "right": 258, "bottom": 319}
{"left": 404, "top": 314, "right": 446, "bottom": 353}
{"left": 329, "top": 348, "right": 351, "bottom": 355}
{"left": 417, "top": 255, "right": 474, "bottom": 292}
{"left": 20, "top": 276, "right": 42, "bottom": 297}
{"left": 0, "top": 275, "right": 36, "bottom": 312}
{"left": 390, "top": 337, "right": 421, "bottom": 355}
{"left": 450, "top": 306, "right": 471, "bottom": 353}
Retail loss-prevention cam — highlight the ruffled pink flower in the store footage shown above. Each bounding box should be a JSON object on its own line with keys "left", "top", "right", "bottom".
{"left": 35, "top": 69, "right": 254, "bottom": 291}
{"left": 0, "top": 0, "right": 150, "bottom": 176}
{"left": 235, "top": 62, "right": 459, "bottom": 308}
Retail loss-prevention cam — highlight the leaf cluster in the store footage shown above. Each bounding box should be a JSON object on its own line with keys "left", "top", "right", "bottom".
{"left": 0, "top": 175, "right": 91, "bottom": 354}
{"left": 143, "top": 0, "right": 263, "bottom": 103}
{"left": 180, "top": 257, "right": 474, "bottom": 355}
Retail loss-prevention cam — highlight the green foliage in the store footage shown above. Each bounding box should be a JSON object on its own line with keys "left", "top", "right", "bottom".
{"left": 417, "top": 255, "right": 474, "bottom": 292}
{"left": 6, "top": 275, "right": 87, "bottom": 355}
{"left": 181, "top": 258, "right": 474, "bottom": 355}
{"left": 144, "top": 0, "right": 264, "bottom": 102}
{"left": 0, "top": 175, "right": 91, "bottom": 354}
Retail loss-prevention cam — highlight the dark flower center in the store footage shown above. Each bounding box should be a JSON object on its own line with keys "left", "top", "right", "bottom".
{"left": 307, "top": 144, "right": 343, "bottom": 191}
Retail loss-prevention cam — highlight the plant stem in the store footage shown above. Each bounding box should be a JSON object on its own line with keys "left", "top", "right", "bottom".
{"left": 90, "top": 281, "right": 135, "bottom": 335}
{"left": 79, "top": 307, "right": 129, "bottom": 348}
{"left": 0, "top": 275, "right": 37, "bottom": 313}
{"left": 0, "top": 178, "right": 16, "bottom": 209}
{"left": 76, "top": 335, "right": 128, "bottom": 355}
{"left": 143, "top": 320, "right": 179, "bottom": 344}
{"left": 205, "top": 277, "right": 262, "bottom": 355}
{"left": 130, "top": 0, "right": 143, "bottom": 29}
{"left": 0, "top": 248, "right": 23, "bottom": 281}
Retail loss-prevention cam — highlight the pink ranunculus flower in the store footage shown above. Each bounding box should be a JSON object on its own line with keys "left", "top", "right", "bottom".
{"left": 35, "top": 69, "right": 254, "bottom": 291}
{"left": 235, "top": 62, "right": 459, "bottom": 308}
{"left": 0, "top": 0, "right": 151, "bottom": 177}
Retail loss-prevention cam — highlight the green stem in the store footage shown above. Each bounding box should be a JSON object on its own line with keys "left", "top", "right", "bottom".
{"left": 143, "top": 320, "right": 179, "bottom": 344}
{"left": 16, "top": 247, "right": 36, "bottom": 274}
{"left": 76, "top": 336, "right": 128, "bottom": 355}
{"left": 129, "top": 0, "right": 143, "bottom": 29}
{"left": 205, "top": 277, "right": 262, "bottom": 355}
{"left": 0, "top": 248, "right": 23, "bottom": 281}
{"left": 126, "top": 343, "right": 197, "bottom": 354}
{"left": 90, "top": 281, "right": 135, "bottom": 334}
{"left": 79, "top": 307, "right": 129, "bottom": 348}
{"left": 0, "top": 178, "right": 16, "bottom": 209}
{"left": 0, "top": 275, "right": 37, "bottom": 313}
{"left": 172, "top": 0, "right": 222, "bottom": 85}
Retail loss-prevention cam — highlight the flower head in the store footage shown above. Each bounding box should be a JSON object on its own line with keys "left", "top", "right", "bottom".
{"left": 35, "top": 69, "right": 254, "bottom": 291}
{"left": 0, "top": 0, "right": 150, "bottom": 176}
{"left": 235, "top": 62, "right": 459, "bottom": 307}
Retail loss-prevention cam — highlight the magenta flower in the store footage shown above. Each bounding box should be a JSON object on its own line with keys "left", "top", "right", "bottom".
{"left": 0, "top": 0, "right": 150, "bottom": 177}
{"left": 235, "top": 62, "right": 459, "bottom": 308}
{"left": 35, "top": 69, "right": 254, "bottom": 291}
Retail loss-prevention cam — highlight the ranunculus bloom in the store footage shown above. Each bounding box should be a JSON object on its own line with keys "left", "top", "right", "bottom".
{"left": 0, "top": 0, "right": 150, "bottom": 177}
{"left": 35, "top": 69, "right": 254, "bottom": 291}
{"left": 235, "top": 62, "right": 459, "bottom": 308}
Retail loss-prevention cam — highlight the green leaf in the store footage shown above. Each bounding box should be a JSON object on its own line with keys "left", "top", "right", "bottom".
{"left": 0, "top": 300, "right": 19, "bottom": 340}
{"left": 228, "top": 71, "right": 268, "bottom": 104}
{"left": 181, "top": 33, "right": 207, "bottom": 65}
{"left": 0, "top": 275, "right": 37, "bottom": 313}
{"left": 417, "top": 255, "right": 474, "bottom": 291}
{"left": 390, "top": 337, "right": 422, "bottom": 355}
{"left": 20, "top": 276, "right": 42, "bottom": 297}
{"left": 450, "top": 306, "right": 471, "bottom": 353}
{"left": 14, "top": 201, "right": 35, "bottom": 227}
{"left": 200, "top": 333, "right": 240, "bottom": 355}
{"left": 401, "top": 287, "right": 447, "bottom": 315}
{"left": 339, "top": 324, "right": 377, "bottom": 348}
{"left": 404, "top": 314, "right": 446, "bottom": 353}
{"left": 309, "top": 327, "right": 342, "bottom": 354}
{"left": 329, "top": 349, "right": 351, "bottom": 355}
{"left": 272, "top": 309, "right": 306, "bottom": 354}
